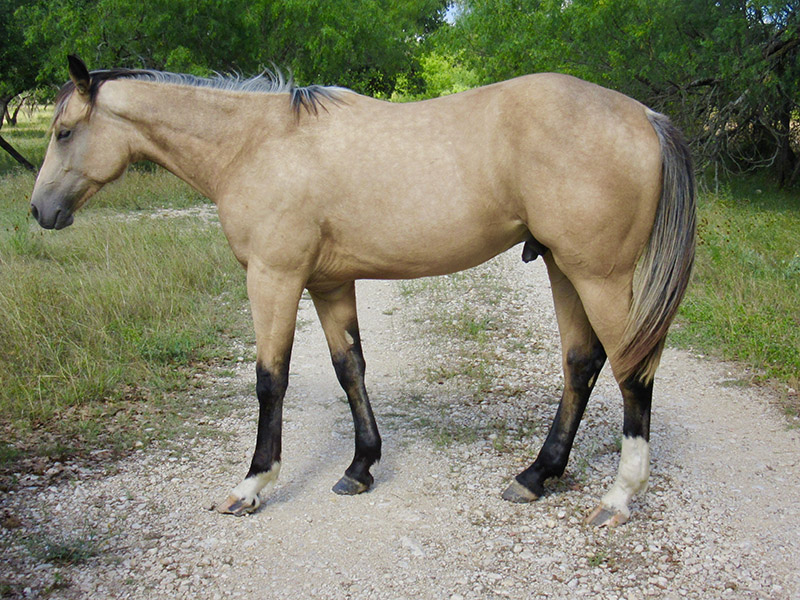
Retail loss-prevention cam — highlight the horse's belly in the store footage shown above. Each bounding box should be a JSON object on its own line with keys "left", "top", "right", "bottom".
{"left": 309, "top": 219, "right": 528, "bottom": 286}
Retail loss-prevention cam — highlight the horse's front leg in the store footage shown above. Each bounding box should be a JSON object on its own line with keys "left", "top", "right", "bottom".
{"left": 216, "top": 264, "right": 304, "bottom": 516}
{"left": 310, "top": 281, "right": 381, "bottom": 495}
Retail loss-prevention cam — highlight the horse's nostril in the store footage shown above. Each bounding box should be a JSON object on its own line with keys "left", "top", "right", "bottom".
{"left": 30, "top": 204, "right": 39, "bottom": 221}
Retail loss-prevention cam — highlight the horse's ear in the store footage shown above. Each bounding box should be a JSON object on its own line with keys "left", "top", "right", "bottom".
{"left": 68, "top": 55, "right": 90, "bottom": 96}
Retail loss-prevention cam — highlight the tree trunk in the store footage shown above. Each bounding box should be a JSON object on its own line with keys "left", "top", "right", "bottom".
{"left": 0, "top": 96, "right": 37, "bottom": 172}
{"left": 0, "top": 134, "right": 37, "bottom": 173}
{"left": 776, "top": 104, "right": 796, "bottom": 188}
{"left": 8, "top": 100, "right": 23, "bottom": 126}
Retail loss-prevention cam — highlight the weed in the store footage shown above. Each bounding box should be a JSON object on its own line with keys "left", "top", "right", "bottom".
{"left": 24, "top": 529, "right": 101, "bottom": 565}
{"left": 588, "top": 550, "right": 608, "bottom": 568}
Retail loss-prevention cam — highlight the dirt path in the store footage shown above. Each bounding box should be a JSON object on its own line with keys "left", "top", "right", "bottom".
{"left": 2, "top": 252, "right": 799, "bottom": 599}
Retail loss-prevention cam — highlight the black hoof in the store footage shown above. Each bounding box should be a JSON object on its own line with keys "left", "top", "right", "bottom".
{"left": 332, "top": 474, "right": 372, "bottom": 495}
{"left": 501, "top": 480, "right": 540, "bottom": 503}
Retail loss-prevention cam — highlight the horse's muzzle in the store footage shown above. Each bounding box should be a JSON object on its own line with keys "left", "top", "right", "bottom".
{"left": 30, "top": 201, "right": 74, "bottom": 230}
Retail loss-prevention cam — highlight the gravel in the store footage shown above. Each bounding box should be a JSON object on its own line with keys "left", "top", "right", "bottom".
{"left": 2, "top": 251, "right": 799, "bottom": 599}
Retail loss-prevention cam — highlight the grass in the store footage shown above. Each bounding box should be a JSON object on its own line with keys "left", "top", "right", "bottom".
{"left": 401, "top": 270, "right": 507, "bottom": 401}
{"left": 671, "top": 178, "right": 800, "bottom": 410}
{"left": 22, "top": 528, "right": 101, "bottom": 566}
{"left": 0, "top": 205, "right": 250, "bottom": 462}
{"left": 0, "top": 108, "right": 50, "bottom": 174}
{"left": 0, "top": 125, "right": 251, "bottom": 466}
{"left": 395, "top": 266, "right": 539, "bottom": 449}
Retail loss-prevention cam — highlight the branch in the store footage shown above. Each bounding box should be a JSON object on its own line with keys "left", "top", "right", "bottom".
{"left": 0, "top": 134, "right": 37, "bottom": 172}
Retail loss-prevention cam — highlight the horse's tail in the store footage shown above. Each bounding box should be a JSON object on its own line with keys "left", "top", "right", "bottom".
{"left": 615, "top": 109, "right": 696, "bottom": 383}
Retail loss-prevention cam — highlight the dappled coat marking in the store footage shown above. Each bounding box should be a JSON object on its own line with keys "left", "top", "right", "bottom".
{"left": 30, "top": 56, "right": 695, "bottom": 527}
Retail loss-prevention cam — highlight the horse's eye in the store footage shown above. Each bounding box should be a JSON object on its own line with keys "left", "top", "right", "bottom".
{"left": 56, "top": 129, "right": 72, "bottom": 141}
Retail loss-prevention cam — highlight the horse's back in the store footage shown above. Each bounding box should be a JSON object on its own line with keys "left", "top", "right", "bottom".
{"left": 256, "top": 74, "right": 664, "bottom": 287}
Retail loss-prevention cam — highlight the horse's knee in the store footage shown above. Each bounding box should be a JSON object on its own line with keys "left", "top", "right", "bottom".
{"left": 332, "top": 349, "right": 366, "bottom": 394}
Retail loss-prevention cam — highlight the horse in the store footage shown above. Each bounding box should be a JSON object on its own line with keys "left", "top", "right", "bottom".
{"left": 30, "top": 55, "right": 695, "bottom": 527}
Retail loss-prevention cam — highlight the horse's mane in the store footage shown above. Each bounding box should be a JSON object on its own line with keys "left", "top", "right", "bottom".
{"left": 54, "top": 68, "right": 346, "bottom": 121}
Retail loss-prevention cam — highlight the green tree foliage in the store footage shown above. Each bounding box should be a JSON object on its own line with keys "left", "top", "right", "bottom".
{"left": 0, "top": 0, "right": 38, "bottom": 106}
{"left": 17, "top": 0, "right": 447, "bottom": 95}
{"left": 243, "top": 0, "right": 447, "bottom": 95}
{"left": 442, "top": 0, "right": 800, "bottom": 185}
{"left": 0, "top": 0, "right": 39, "bottom": 169}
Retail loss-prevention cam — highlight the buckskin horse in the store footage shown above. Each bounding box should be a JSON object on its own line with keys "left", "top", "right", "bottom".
{"left": 30, "top": 56, "right": 695, "bottom": 526}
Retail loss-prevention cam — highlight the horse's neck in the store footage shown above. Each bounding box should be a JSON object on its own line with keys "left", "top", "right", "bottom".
{"left": 105, "top": 80, "right": 285, "bottom": 201}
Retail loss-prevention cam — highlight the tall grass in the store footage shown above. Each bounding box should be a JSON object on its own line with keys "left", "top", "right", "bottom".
{"left": 672, "top": 180, "right": 799, "bottom": 393}
{"left": 0, "top": 172, "right": 248, "bottom": 460}
{"left": 0, "top": 108, "right": 50, "bottom": 174}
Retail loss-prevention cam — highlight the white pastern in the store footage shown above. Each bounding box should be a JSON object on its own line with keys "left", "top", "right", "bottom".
{"left": 231, "top": 462, "right": 282, "bottom": 504}
{"left": 599, "top": 436, "right": 650, "bottom": 517}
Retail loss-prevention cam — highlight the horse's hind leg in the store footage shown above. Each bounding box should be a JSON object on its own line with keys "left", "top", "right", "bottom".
{"left": 311, "top": 282, "right": 381, "bottom": 495}
{"left": 503, "top": 255, "right": 606, "bottom": 502}
{"left": 585, "top": 373, "right": 653, "bottom": 527}
{"left": 571, "top": 274, "right": 656, "bottom": 527}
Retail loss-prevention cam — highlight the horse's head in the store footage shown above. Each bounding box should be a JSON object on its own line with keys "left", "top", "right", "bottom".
{"left": 30, "top": 56, "right": 131, "bottom": 229}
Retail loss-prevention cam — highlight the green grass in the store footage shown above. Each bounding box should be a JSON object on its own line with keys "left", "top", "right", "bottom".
{"left": 0, "top": 166, "right": 249, "bottom": 466}
{"left": 23, "top": 529, "right": 101, "bottom": 565}
{"left": 672, "top": 179, "right": 800, "bottom": 399}
{"left": 0, "top": 108, "right": 50, "bottom": 174}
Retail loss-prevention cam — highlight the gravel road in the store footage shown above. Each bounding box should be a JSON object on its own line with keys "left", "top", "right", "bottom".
{"left": 2, "top": 250, "right": 799, "bottom": 599}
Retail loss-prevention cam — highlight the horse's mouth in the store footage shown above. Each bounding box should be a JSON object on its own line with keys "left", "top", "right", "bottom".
{"left": 53, "top": 211, "right": 75, "bottom": 230}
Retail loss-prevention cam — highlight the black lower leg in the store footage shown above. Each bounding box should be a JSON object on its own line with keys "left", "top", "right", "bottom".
{"left": 332, "top": 327, "right": 381, "bottom": 491}
{"left": 246, "top": 359, "right": 289, "bottom": 479}
{"left": 620, "top": 376, "right": 653, "bottom": 441}
{"left": 511, "top": 342, "right": 606, "bottom": 498}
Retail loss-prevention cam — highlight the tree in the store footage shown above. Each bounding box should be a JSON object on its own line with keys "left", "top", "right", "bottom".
{"left": 0, "top": 0, "right": 39, "bottom": 171}
{"left": 243, "top": 0, "right": 447, "bottom": 95}
{"left": 19, "top": 0, "right": 448, "bottom": 96}
{"left": 441, "top": 0, "right": 800, "bottom": 185}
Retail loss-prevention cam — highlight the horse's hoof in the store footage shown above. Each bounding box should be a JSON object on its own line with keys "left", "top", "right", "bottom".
{"left": 214, "top": 493, "right": 260, "bottom": 516}
{"left": 501, "top": 480, "right": 539, "bottom": 503}
{"left": 332, "top": 474, "right": 371, "bottom": 495}
{"left": 585, "top": 504, "right": 628, "bottom": 527}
